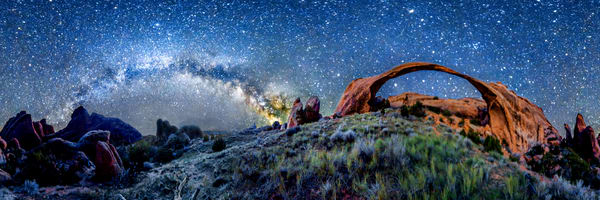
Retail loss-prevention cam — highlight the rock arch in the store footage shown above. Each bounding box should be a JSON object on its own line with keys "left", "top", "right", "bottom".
{"left": 334, "top": 62, "right": 556, "bottom": 153}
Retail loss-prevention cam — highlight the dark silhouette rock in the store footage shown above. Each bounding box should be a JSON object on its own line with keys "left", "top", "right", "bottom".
{"left": 156, "top": 119, "right": 178, "bottom": 142}
{"left": 334, "top": 62, "right": 557, "bottom": 153}
{"left": 0, "top": 111, "right": 42, "bottom": 150}
{"left": 49, "top": 106, "right": 142, "bottom": 146}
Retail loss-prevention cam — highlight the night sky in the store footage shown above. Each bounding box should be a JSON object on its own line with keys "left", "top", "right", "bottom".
{"left": 1, "top": 0, "right": 599, "bottom": 135}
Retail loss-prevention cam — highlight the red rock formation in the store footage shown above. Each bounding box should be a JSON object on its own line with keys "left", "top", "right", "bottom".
{"left": 286, "top": 96, "right": 324, "bottom": 129}
{"left": 287, "top": 98, "right": 305, "bottom": 129}
{"left": 334, "top": 62, "right": 557, "bottom": 153}
{"left": 304, "top": 96, "right": 322, "bottom": 123}
{"left": 94, "top": 141, "right": 123, "bottom": 181}
{"left": 0, "top": 111, "right": 55, "bottom": 150}
{"left": 566, "top": 114, "right": 600, "bottom": 162}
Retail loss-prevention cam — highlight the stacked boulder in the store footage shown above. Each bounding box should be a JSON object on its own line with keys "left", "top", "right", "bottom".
{"left": 287, "top": 96, "right": 322, "bottom": 129}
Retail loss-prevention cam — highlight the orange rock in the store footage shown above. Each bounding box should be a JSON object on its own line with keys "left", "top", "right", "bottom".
{"left": 334, "top": 62, "right": 556, "bottom": 153}
{"left": 388, "top": 92, "right": 486, "bottom": 119}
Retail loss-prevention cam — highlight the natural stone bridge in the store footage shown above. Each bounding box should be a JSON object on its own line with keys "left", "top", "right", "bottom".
{"left": 334, "top": 62, "right": 557, "bottom": 153}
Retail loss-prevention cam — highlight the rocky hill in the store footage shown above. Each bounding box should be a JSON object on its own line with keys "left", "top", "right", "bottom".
{"left": 1, "top": 62, "right": 600, "bottom": 200}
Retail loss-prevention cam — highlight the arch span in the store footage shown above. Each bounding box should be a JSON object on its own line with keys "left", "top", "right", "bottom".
{"left": 334, "top": 62, "right": 556, "bottom": 153}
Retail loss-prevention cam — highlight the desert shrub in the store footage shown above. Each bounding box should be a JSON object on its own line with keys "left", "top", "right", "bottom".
{"left": 203, "top": 135, "right": 209, "bottom": 142}
{"left": 433, "top": 96, "right": 439, "bottom": 100}
{"left": 212, "top": 138, "right": 226, "bottom": 152}
{"left": 128, "top": 140, "right": 156, "bottom": 168}
{"left": 154, "top": 147, "right": 175, "bottom": 163}
{"left": 483, "top": 136, "right": 502, "bottom": 153}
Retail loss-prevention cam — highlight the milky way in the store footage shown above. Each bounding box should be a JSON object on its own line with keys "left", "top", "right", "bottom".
{"left": 1, "top": 0, "right": 599, "bottom": 135}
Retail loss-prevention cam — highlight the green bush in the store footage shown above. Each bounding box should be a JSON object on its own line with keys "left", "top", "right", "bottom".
{"left": 483, "top": 136, "right": 502, "bottom": 153}
{"left": 203, "top": 135, "right": 209, "bottom": 142}
{"left": 212, "top": 138, "right": 227, "bottom": 152}
{"left": 128, "top": 140, "right": 156, "bottom": 168}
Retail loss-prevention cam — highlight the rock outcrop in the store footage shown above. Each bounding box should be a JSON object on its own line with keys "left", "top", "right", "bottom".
{"left": 334, "top": 62, "right": 556, "bottom": 153}
{"left": 0, "top": 111, "right": 55, "bottom": 150}
{"left": 564, "top": 114, "right": 600, "bottom": 162}
{"left": 286, "top": 96, "right": 322, "bottom": 129}
{"left": 48, "top": 106, "right": 142, "bottom": 146}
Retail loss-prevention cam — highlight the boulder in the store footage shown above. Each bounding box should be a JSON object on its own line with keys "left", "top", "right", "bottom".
{"left": 93, "top": 141, "right": 123, "bottom": 182}
{"left": 49, "top": 106, "right": 142, "bottom": 146}
{"left": 334, "top": 62, "right": 557, "bottom": 153}
{"left": 286, "top": 97, "right": 324, "bottom": 129}
{"left": 304, "top": 96, "right": 322, "bottom": 123}
{"left": 156, "top": 119, "right": 178, "bottom": 142}
{"left": 0, "top": 111, "right": 43, "bottom": 150}
{"left": 287, "top": 98, "right": 305, "bottom": 129}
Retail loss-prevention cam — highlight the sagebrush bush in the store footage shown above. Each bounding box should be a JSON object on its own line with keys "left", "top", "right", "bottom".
{"left": 212, "top": 138, "right": 226, "bottom": 152}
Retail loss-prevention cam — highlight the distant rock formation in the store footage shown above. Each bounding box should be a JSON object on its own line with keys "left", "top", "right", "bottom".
{"left": 334, "top": 62, "right": 556, "bottom": 153}
{"left": 48, "top": 106, "right": 142, "bottom": 146}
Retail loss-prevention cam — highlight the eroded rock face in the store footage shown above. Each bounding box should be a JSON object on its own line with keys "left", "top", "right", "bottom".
{"left": 49, "top": 106, "right": 142, "bottom": 146}
{"left": 334, "top": 62, "right": 556, "bottom": 153}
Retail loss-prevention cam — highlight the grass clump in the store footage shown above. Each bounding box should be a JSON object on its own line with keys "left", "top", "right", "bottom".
{"left": 483, "top": 135, "right": 502, "bottom": 153}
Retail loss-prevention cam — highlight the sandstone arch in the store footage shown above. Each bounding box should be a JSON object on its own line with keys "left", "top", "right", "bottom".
{"left": 334, "top": 62, "right": 556, "bottom": 153}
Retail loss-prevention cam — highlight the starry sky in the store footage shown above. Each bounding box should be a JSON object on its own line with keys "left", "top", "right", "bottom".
{"left": 1, "top": 0, "right": 599, "bottom": 135}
